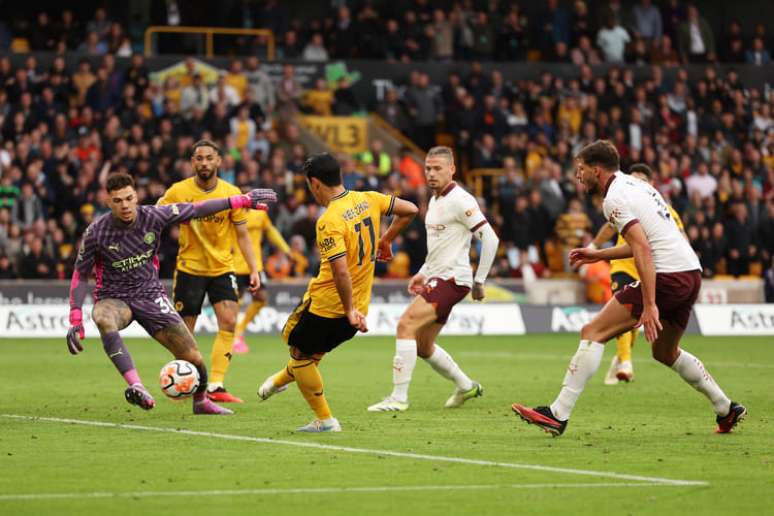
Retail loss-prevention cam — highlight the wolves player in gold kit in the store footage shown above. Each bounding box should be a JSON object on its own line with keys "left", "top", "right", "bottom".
{"left": 257, "top": 153, "right": 418, "bottom": 432}
{"left": 159, "top": 140, "right": 259, "bottom": 403}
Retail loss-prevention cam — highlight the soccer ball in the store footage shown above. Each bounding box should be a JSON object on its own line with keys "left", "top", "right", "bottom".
{"left": 159, "top": 360, "right": 200, "bottom": 399}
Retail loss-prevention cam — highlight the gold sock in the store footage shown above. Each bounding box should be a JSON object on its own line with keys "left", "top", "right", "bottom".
{"left": 210, "top": 330, "right": 235, "bottom": 385}
{"left": 289, "top": 358, "right": 331, "bottom": 420}
{"left": 234, "top": 300, "right": 266, "bottom": 339}
{"left": 616, "top": 330, "right": 633, "bottom": 363}
{"left": 272, "top": 365, "right": 295, "bottom": 388}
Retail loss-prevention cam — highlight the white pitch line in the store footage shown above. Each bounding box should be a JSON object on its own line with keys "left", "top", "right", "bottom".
{"left": 0, "top": 482, "right": 693, "bottom": 502}
{"left": 1, "top": 414, "right": 708, "bottom": 487}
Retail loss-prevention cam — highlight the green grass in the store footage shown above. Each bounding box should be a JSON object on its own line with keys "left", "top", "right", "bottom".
{"left": 0, "top": 334, "right": 772, "bottom": 515}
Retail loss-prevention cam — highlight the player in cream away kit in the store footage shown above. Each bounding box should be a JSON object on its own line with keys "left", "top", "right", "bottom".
{"left": 513, "top": 140, "right": 745, "bottom": 436}
{"left": 368, "top": 146, "right": 499, "bottom": 413}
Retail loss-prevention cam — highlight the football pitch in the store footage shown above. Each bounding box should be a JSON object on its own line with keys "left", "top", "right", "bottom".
{"left": 1, "top": 334, "right": 772, "bottom": 515}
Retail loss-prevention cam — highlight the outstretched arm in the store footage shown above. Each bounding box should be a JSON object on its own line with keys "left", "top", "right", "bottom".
{"left": 156, "top": 189, "right": 278, "bottom": 226}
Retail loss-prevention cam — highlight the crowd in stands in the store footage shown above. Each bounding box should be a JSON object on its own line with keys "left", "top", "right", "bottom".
{"left": 0, "top": 3, "right": 773, "bottom": 302}
{"left": 7, "top": 2, "right": 774, "bottom": 66}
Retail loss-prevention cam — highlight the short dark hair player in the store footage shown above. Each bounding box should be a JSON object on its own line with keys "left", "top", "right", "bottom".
{"left": 66, "top": 172, "right": 276, "bottom": 414}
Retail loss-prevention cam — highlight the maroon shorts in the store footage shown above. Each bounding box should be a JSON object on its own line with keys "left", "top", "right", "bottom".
{"left": 419, "top": 277, "right": 470, "bottom": 324}
{"left": 614, "top": 270, "right": 701, "bottom": 330}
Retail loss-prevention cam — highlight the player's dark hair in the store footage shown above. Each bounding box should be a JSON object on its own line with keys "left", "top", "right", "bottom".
{"left": 106, "top": 172, "right": 135, "bottom": 193}
{"left": 628, "top": 163, "right": 653, "bottom": 179}
{"left": 303, "top": 153, "right": 342, "bottom": 187}
{"left": 191, "top": 139, "right": 222, "bottom": 157}
{"left": 575, "top": 140, "right": 620, "bottom": 171}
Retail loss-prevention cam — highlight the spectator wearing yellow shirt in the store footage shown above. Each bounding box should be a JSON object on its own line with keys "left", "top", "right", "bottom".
{"left": 224, "top": 60, "right": 248, "bottom": 101}
{"left": 288, "top": 235, "right": 310, "bottom": 277}
{"left": 555, "top": 197, "right": 591, "bottom": 270}
{"left": 229, "top": 106, "right": 256, "bottom": 151}
{"left": 557, "top": 96, "right": 583, "bottom": 136}
{"left": 302, "top": 78, "right": 334, "bottom": 116}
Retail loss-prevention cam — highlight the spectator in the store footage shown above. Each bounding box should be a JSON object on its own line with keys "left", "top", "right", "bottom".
{"left": 29, "top": 12, "right": 57, "bottom": 51}
{"left": 56, "top": 9, "right": 82, "bottom": 51}
{"left": 358, "top": 139, "right": 391, "bottom": 177}
{"left": 376, "top": 89, "right": 410, "bottom": 135}
{"left": 722, "top": 20, "right": 746, "bottom": 63}
{"left": 726, "top": 202, "right": 755, "bottom": 276}
{"left": 540, "top": 0, "right": 571, "bottom": 57}
{"left": 245, "top": 57, "right": 275, "bottom": 115}
{"left": 398, "top": 148, "right": 425, "bottom": 189}
{"left": 77, "top": 31, "right": 108, "bottom": 55}
{"left": 555, "top": 197, "right": 591, "bottom": 270}
{"left": 278, "top": 30, "right": 302, "bottom": 59}
{"left": 229, "top": 106, "right": 256, "bottom": 151}
{"left": 632, "top": 0, "right": 662, "bottom": 43}
{"left": 0, "top": 253, "right": 15, "bottom": 279}
{"left": 596, "top": 15, "right": 630, "bottom": 63}
{"left": 12, "top": 183, "right": 44, "bottom": 229}
{"left": 71, "top": 59, "right": 96, "bottom": 107}
{"left": 332, "top": 77, "right": 360, "bottom": 116}
{"left": 302, "top": 78, "right": 333, "bottom": 116}
{"left": 746, "top": 37, "right": 772, "bottom": 65}
{"left": 404, "top": 72, "right": 441, "bottom": 151}
{"left": 224, "top": 60, "right": 248, "bottom": 101}
{"left": 431, "top": 9, "right": 454, "bottom": 61}
{"left": 302, "top": 33, "right": 329, "bottom": 62}
{"left": 288, "top": 235, "right": 310, "bottom": 277}
{"left": 678, "top": 4, "right": 715, "bottom": 63}
{"left": 276, "top": 64, "right": 302, "bottom": 120}
{"left": 86, "top": 7, "right": 111, "bottom": 41}
{"left": 179, "top": 73, "right": 210, "bottom": 118}
{"left": 209, "top": 74, "right": 240, "bottom": 107}
{"left": 19, "top": 238, "right": 55, "bottom": 279}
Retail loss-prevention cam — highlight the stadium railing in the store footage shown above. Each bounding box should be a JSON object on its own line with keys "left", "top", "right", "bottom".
{"left": 143, "top": 26, "right": 275, "bottom": 59}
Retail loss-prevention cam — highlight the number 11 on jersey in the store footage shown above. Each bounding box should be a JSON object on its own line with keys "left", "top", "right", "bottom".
{"left": 354, "top": 216, "right": 375, "bottom": 266}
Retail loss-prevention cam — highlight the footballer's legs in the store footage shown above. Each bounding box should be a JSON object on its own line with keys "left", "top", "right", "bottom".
{"left": 92, "top": 299, "right": 153, "bottom": 409}
{"left": 616, "top": 327, "right": 636, "bottom": 381}
{"left": 417, "top": 323, "right": 482, "bottom": 408}
{"left": 652, "top": 320, "right": 744, "bottom": 432}
{"left": 513, "top": 296, "right": 636, "bottom": 435}
{"left": 605, "top": 328, "right": 637, "bottom": 384}
{"left": 287, "top": 346, "right": 340, "bottom": 432}
{"left": 234, "top": 288, "right": 268, "bottom": 352}
{"left": 154, "top": 323, "right": 232, "bottom": 414}
{"left": 206, "top": 300, "right": 242, "bottom": 402}
{"left": 368, "top": 297, "right": 436, "bottom": 412}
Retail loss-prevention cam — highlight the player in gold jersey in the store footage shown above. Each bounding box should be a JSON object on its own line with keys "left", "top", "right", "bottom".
{"left": 257, "top": 153, "right": 418, "bottom": 432}
{"left": 589, "top": 164, "right": 685, "bottom": 384}
{"left": 232, "top": 208, "right": 290, "bottom": 353}
{"left": 158, "top": 140, "right": 260, "bottom": 403}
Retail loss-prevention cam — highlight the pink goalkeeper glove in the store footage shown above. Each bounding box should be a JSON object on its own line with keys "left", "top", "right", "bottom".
{"left": 229, "top": 188, "right": 278, "bottom": 210}
{"left": 66, "top": 308, "right": 85, "bottom": 355}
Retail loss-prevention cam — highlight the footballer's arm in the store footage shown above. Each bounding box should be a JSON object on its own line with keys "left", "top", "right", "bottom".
{"left": 590, "top": 223, "right": 617, "bottom": 249}
{"left": 377, "top": 198, "right": 418, "bottom": 261}
{"left": 472, "top": 222, "right": 499, "bottom": 300}
{"left": 235, "top": 223, "right": 261, "bottom": 291}
{"left": 622, "top": 222, "right": 662, "bottom": 343}
{"left": 330, "top": 256, "right": 367, "bottom": 332}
